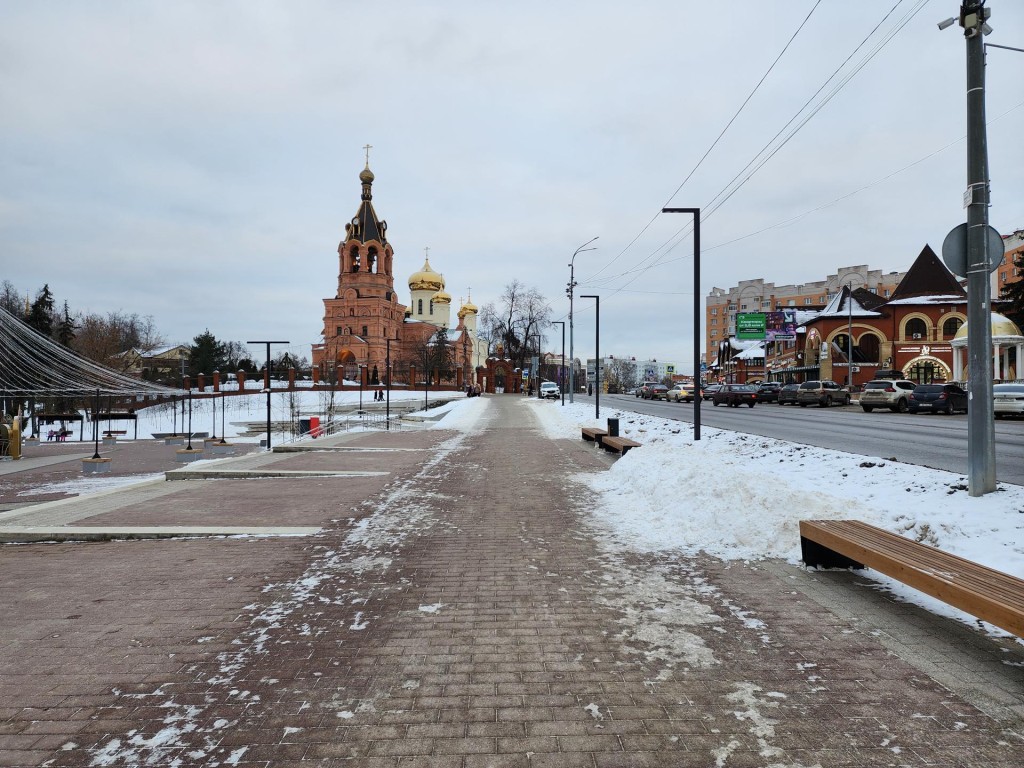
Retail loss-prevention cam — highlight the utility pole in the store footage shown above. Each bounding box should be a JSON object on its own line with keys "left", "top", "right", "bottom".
{"left": 247, "top": 340, "right": 289, "bottom": 451}
{"left": 940, "top": 2, "right": 996, "bottom": 495}
{"left": 568, "top": 237, "right": 598, "bottom": 404}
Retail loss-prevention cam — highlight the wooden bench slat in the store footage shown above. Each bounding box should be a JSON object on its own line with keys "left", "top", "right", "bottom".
{"left": 800, "top": 520, "right": 1024, "bottom": 637}
{"left": 600, "top": 436, "right": 642, "bottom": 456}
{"left": 581, "top": 427, "right": 608, "bottom": 443}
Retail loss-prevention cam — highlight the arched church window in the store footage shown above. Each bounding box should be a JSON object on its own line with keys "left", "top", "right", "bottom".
{"left": 905, "top": 318, "right": 928, "bottom": 340}
{"left": 430, "top": 300, "right": 434, "bottom": 315}
{"left": 418, "top": 299, "right": 423, "bottom": 315}
{"left": 367, "top": 248, "right": 378, "bottom": 274}
{"left": 351, "top": 247, "right": 361, "bottom": 272}
{"left": 858, "top": 334, "right": 880, "bottom": 363}
{"left": 942, "top": 316, "right": 963, "bottom": 338}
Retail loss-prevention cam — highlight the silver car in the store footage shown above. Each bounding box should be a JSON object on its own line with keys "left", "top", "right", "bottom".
{"left": 858, "top": 379, "right": 917, "bottom": 413}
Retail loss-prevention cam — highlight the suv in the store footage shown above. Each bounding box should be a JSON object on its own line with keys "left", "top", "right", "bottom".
{"left": 796, "top": 380, "right": 851, "bottom": 407}
{"left": 858, "top": 379, "right": 916, "bottom": 413}
{"left": 539, "top": 381, "right": 559, "bottom": 399}
{"left": 908, "top": 383, "right": 968, "bottom": 414}
{"left": 756, "top": 382, "right": 782, "bottom": 403}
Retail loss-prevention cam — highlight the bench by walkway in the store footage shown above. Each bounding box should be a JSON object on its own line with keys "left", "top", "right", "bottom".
{"left": 800, "top": 519, "right": 1024, "bottom": 637}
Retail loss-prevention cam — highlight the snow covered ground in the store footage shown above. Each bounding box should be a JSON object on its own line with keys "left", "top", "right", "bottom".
{"left": 432, "top": 396, "right": 1024, "bottom": 641}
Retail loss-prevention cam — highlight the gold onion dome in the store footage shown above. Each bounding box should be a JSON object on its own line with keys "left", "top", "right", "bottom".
{"left": 408, "top": 258, "right": 445, "bottom": 292}
{"left": 433, "top": 289, "right": 452, "bottom": 304}
{"left": 953, "top": 312, "right": 1024, "bottom": 342}
{"left": 359, "top": 166, "right": 374, "bottom": 184}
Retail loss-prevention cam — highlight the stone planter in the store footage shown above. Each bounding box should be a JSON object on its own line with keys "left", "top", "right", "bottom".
{"left": 175, "top": 447, "right": 204, "bottom": 463}
{"left": 82, "top": 457, "right": 112, "bottom": 473}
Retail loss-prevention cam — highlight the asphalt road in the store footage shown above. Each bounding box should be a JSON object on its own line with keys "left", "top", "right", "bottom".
{"left": 572, "top": 392, "right": 1024, "bottom": 487}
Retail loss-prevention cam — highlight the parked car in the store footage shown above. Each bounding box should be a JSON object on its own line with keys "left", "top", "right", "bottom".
{"left": 539, "top": 381, "right": 559, "bottom": 399}
{"left": 858, "top": 379, "right": 917, "bottom": 413}
{"left": 777, "top": 383, "right": 800, "bottom": 406}
{"left": 666, "top": 383, "right": 695, "bottom": 403}
{"left": 636, "top": 381, "right": 660, "bottom": 398}
{"left": 712, "top": 383, "right": 758, "bottom": 408}
{"left": 756, "top": 382, "right": 782, "bottom": 403}
{"left": 993, "top": 383, "right": 1024, "bottom": 418}
{"left": 908, "top": 383, "right": 968, "bottom": 414}
{"left": 701, "top": 384, "right": 723, "bottom": 401}
{"left": 796, "top": 380, "right": 851, "bottom": 407}
{"left": 642, "top": 384, "right": 669, "bottom": 400}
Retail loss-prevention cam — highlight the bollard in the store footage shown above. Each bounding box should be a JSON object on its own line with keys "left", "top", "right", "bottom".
{"left": 607, "top": 417, "right": 619, "bottom": 437}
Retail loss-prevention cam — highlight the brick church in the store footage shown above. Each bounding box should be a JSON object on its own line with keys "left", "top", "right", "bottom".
{"left": 311, "top": 160, "right": 481, "bottom": 388}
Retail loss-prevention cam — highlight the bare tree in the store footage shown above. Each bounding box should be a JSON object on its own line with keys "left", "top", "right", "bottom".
{"left": 0, "top": 281, "right": 26, "bottom": 317}
{"left": 478, "top": 280, "right": 552, "bottom": 370}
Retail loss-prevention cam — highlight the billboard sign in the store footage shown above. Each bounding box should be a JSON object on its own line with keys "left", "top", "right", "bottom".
{"left": 765, "top": 310, "right": 797, "bottom": 342}
{"left": 736, "top": 313, "right": 766, "bottom": 340}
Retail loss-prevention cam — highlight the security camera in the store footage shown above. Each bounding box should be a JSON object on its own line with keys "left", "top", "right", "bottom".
{"left": 937, "top": 17, "right": 956, "bottom": 30}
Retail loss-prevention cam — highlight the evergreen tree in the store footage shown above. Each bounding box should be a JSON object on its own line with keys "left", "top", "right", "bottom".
{"left": 56, "top": 301, "right": 77, "bottom": 347}
{"left": 999, "top": 253, "right": 1024, "bottom": 328}
{"left": 27, "top": 284, "right": 55, "bottom": 337}
{"left": 188, "top": 330, "right": 227, "bottom": 377}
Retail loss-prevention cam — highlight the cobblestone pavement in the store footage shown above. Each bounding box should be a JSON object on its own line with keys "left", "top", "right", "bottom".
{"left": 1, "top": 397, "right": 1022, "bottom": 767}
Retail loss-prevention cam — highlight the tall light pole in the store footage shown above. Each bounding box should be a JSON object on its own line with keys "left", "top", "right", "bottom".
{"left": 552, "top": 321, "right": 565, "bottom": 406}
{"left": 847, "top": 283, "right": 854, "bottom": 390}
{"left": 568, "top": 237, "right": 598, "bottom": 404}
{"left": 580, "top": 295, "right": 600, "bottom": 419}
{"left": 530, "top": 334, "right": 542, "bottom": 397}
{"left": 940, "top": 2, "right": 996, "bottom": 495}
{"left": 247, "top": 340, "right": 289, "bottom": 451}
{"left": 662, "top": 207, "right": 702, "bottom": 440}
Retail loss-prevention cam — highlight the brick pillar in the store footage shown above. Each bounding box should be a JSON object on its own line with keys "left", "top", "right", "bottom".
{"left": 183, "top": 375, "right": 191, "bottom": 391}
{"left": 288, "top": 367, "right": 296, "bottom": 389}
{"left": 237, "top": 370, "right": 246, "bottom": 390}
{"left": 311, "top": 367, "right": 319, "bottom": 385}
{"left": 212, "top": 371, "right": 221, "bottom": 392}
{"left": 197, "top": 373, "right": 206, "bottom": 391}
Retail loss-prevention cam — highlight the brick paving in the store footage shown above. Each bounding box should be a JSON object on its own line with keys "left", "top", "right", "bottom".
{"left": 0, "top": 397, "right": 1022, "bottom": 766}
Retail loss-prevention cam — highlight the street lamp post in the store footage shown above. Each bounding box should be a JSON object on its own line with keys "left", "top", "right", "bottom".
{"left": 847, "top": 283, "right": 854, "bottom": 390}
{"left": 530, "top": 334, "right": 542, "bottom": 398}
{"left": 568, "top": 237, "right": 598, "bottom": 404}
{"left": 385, "top": 337, "right": 391, "bottom": 430}
{"left": 552, "top": 321, "right": 565, "bottom": 406}
{"left": 358, "top": 365, "right": 366, "bottom": 413}
{"left": 580, "top": 295, "right": 600, "bottom": 419}
{"left": 661, "top": 207, "right": 702, "bottom": 440}
{"left": 247, "top": 340, "right": 289, "bottom": 451}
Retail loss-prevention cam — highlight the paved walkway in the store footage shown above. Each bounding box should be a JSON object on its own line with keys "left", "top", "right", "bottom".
{"left": 0, "top": 396, "right": 1022, "bottom": 767}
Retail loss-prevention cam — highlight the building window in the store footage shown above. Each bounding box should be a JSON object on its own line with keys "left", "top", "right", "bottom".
{"left": 429, "top": 300, "right": 434, "bottom": 315}
{"left": 362, "top": 325, "right": 368, "bottom": 337}
{"left": 883, "top": 289, "right": 891, "bottom": 297}
{"left": 905, "top": 318, "right": 928, "bottom": 340}
{"left": 711, "top": 318, "right": 717, "bottom": 326}
{"left": 417, "top": 299, "right": 423, "bottom": 314}
{"left": 868, "top": 287, "right": 877, "bottom": 293}
{"left": 942, "top": 317, "right": 963, "bottom": 337}
{"left": 711, "top": 308, "right": 717, "bottom": 315}
{"left": 336, "top": 326, "right": 342, "bottom": 336}
{"left": 804, "top": 298, "right": 812, "bottom": 305}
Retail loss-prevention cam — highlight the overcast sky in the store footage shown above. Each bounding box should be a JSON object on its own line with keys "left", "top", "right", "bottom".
{"left": 3, "top": 1, "right": 1023, "bottom": 374}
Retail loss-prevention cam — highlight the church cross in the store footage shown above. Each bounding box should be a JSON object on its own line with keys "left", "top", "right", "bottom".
{"left": 424, "top": 246, "right": 430, "bottom": 260}
{"left": 363, "top": 144, "right": 373, "bottom": 166}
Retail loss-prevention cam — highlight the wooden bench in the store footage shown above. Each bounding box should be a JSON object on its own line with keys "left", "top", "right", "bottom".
{"left": 581, "top": 427, "right": 608, "bottom": 444}
{"left": 800, "top": 519, "right": 1024, "bottom": 637}
{"left": 600, "top": 435, "right": 642, "bottom": 456}
{"left": 102, "top": 430, "right": 128, "bottom": 437}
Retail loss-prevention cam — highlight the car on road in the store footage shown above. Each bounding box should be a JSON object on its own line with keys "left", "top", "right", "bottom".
{"left": 712, "top": 384, "right": 758, "bottom": 408}
{"left": 796, "top": 380, "right": 851, "bottom": 407}
{"left": 701, "top": 384, "right": 723, "bottom": 401}
{"left": 666, "top": 383, "right": 695, "bottom": 403}
{"left": 756, "top": 382, "right": 782, "bottom": 403}
{"left": 907, "top": 383, "right": 968, "bottom": 414}
{"left": 777, "top": 383, "right": 800, "bottom": 406}
{"left": 993, "top": 383, "right": 1024, "bottom": 418}
{"left": 642, "top": 384, "right": 669, "bottom": 400}
{"left": 636, "top": 381, "right": 660, "bottom": 398}
{"left": 858, "top": 379, "right": 917, "bottom": 413}
{"left": 539, "top": 381, "right": 559, "bottom": 399}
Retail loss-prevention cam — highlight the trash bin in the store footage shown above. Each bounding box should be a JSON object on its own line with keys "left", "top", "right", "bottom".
{"left": 299, "top": 418, "right": 311, "bottom": 435}
{"left": 607, "top": 417, "right": 619, "bottom": 437}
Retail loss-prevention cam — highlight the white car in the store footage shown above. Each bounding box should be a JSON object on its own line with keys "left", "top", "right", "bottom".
{"left": 539, "top": 381, "right": 560, "bottom": 399}
{"left": 858, "top": 379, "right": 917, "bottom": 413}
{"left": 993, "top": 383, "right": 1024, "bottom": 418}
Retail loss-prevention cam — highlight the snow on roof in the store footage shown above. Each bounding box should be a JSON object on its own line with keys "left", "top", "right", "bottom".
{"left": 735, "top": 343, "right": 765, "bottom": 360}
{"left": 885, "top": 295, "right": 966, "bottom": 306}
{"left": 816, "top": 288, "right": 882, "bottom": 318}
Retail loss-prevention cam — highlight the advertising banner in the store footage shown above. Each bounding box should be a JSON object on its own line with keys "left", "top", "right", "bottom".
{"left": 736, "top": 313, "right": 766, "bottom": 340}
{"left": 766, "top": 311, "right": 797, "bottom": 342}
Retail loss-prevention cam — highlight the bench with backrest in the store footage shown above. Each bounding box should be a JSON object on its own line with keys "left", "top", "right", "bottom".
{"left": 581, "top": 427, "right": 608, "bottom": 444}
{"left": 600, "top": 435, "right": 642, "bottom": 456}
{"left": 800, "top": 519, "right": 1024, "bottom": 637}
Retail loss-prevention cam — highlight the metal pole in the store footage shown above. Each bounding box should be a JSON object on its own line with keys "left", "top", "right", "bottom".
{"left": 91, "top": 388, "right": 100, "bottom": 460}
{"left": 220, "top": 392, "right": 226, "bottom": 444}
{"left": 552, "top": 321, "right": 565, "bottom": 406}
{"left": 581, "top": 295, "right": 600, "bottom": 419}
{"left": 211, "top": 391, "right": 217, "bottom": 440}
{"left": 568, "top": 237, "right": 598, "bottom": 404}
{"left": 186, "top": 390, "right": 193, "bottom": 450}
{"left": 386, "top": 338, "right": 391, "bottom": 430}
{"left": 662, "top": 207, "right": 701, "bottom": 440}
{"left": 847, "top": 283, "right": 854, "bottom": 390}
{"left": 962, "top": 1, "right": 996, "bottom": 495}
{"left": 248, "top": 340, "right": 289, "bottom": 451}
